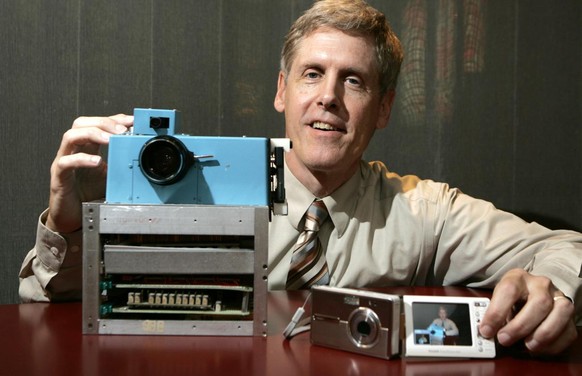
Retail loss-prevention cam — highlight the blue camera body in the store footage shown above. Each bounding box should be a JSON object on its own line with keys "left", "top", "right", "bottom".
{"left": 106, "top": 108, "right": 276, "bottom": 206}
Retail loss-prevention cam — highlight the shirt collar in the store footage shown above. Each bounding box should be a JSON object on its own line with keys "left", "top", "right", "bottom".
{"left": 284, "top": 161, "right": 363, "bottom": 237}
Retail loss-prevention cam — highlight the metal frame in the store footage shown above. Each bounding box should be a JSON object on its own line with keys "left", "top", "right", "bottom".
{"left": 82, "top": 202, "right": 268, "bottom": 336}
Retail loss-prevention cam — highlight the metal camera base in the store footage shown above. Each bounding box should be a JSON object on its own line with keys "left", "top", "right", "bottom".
{"left": 82, "top": 202, "right": 268, "bottom": 336}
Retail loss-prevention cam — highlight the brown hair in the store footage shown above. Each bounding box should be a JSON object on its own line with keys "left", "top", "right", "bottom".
{"left": 280, "top": 0, "right": 403, "bottom": 94}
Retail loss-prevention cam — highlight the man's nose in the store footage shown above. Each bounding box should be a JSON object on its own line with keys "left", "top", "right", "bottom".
{"left": 318, "top": 76, "right": 341, "bottom": 110}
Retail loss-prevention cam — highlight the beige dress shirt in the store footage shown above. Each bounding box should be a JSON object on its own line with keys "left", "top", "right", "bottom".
{"left": 269, "top": 161, "right": 582, "bottom": 319}
{"left": 19, "top": 160, "right": 582, "bottom": 323}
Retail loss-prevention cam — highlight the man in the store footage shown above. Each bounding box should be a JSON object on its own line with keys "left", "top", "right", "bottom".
{"left": 20, "top": 0, "right": 580, "bottom": 355}
{"left": 428, "top": 306, "right": 459, "bottom": 345}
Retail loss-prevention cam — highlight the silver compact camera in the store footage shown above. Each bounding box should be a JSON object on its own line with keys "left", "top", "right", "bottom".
{"left": 310, "top": 286, "right": 401, "bottom": 360}
{"left": 310, "top": 286, "right": 496, "bottom": 359}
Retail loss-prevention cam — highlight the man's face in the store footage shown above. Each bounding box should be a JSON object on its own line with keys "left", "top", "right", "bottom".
{"left": 274, "top": 27, "right": 394, "bottom": 182}
{"left": 439, "top": 309, "right": 448, "bottom": 320}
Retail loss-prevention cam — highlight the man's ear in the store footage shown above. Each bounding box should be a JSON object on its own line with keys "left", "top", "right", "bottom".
{"left": 376, "top": 90, "right": 396, "bottom": 130}
{"left": 274, "top": 71, "right": 287, "bottom": 113}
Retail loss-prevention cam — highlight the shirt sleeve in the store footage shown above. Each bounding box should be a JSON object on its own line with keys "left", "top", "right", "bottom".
{"left": 445, "top": 319, "right": 459, "bottom": 336}
{"left": 431, "top": 184, "right": 582, "bottom": 321}
{"left": 18, "top": 210, "right": 83, "bottom": 302}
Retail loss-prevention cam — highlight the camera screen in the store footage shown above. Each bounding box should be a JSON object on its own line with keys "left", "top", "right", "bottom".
{"left": 411, "top": 302, "right": 472, "bottom": 346}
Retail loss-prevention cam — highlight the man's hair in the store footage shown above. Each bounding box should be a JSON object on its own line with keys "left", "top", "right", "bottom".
{"left": 280, "top": 0, "right": 403, "bottom": 95}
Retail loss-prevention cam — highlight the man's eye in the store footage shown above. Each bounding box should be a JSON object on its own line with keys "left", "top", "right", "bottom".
{"left": 305, "top": 72, "right": 320, "bottom": 79}
{"left": 346, "top": 77, "right": 361, "bottom": 86}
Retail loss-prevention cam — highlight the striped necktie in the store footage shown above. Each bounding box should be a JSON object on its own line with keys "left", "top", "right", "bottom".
{"left": 286, "top": 199, "right": 330, "bottom": 290}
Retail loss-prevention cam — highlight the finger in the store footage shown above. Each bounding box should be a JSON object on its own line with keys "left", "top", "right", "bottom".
{"left": 59, "top": 115, "right": 133, "bottom": 157}
{"left": 109, "top": 113, "right": 134, "bottom": 125}
{"left": 479, "top": 273, "right": 524, "bottom": 339}
{"left": 56, "top": 126, "right": 117, "bottom": 158}
{"left": 495, "top": 291, "right": 554, "bottom": 347}
{"left": 48, "top": 153, "right": 108, "bottom": 233}
{"left": 56, "top": 128, "right": 107, "bottom": 159}
{"left": 50, "top": 153, "right": 105, "bottom": 202}
{"left": 524, "top": 297, "right": 577, "bottom": 354}
{"left": 53, "top": 153, "right": 104, "bottom": 176}
{"left": 71, "top": 114, "right": 133, "bottom": 132}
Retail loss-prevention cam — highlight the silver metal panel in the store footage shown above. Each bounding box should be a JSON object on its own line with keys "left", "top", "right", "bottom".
{"left": 82, "top": 202, "right": 102, "bottom": 334}
{"left": 103, "top": 245, "right": 255, "bottom": 274}
{"left": 252, "top": 207, "right": 269, "bottom": 335}
{"left": 99, "top": 204, "right": 257, "bottom": 235}
{"left": 97, "top": 319, "right": 255, "bottom": 336}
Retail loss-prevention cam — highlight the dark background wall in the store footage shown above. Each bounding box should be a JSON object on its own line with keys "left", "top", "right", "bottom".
{"left": 1, "top": 0, "right": 580, "bottom": 304}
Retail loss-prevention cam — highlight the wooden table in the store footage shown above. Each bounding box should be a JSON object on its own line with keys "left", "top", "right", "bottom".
{"left": 4, "top": 287, "right": 581, "bottom": 376}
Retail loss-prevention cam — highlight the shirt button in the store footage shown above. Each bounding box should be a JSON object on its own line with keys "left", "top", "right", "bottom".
{"left": 50, "top": 247, "right": 59, "bottom": 256}
{"left": 70, "top": 245, "right": 80, "bottom": 253}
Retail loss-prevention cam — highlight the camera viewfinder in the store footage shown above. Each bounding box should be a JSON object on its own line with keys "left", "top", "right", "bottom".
{"left": 149, "top": 116, "right": 170, "bottom": 129}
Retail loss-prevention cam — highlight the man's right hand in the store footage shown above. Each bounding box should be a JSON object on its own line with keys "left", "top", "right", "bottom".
{"left": 46, "top": 114, "right": 134, "bottom": 233}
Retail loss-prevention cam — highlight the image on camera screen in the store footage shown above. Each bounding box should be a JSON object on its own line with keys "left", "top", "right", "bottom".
{"left": 411, "top": 302, "right": 472, "bottom": 346}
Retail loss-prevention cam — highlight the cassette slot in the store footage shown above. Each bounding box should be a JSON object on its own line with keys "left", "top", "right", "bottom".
{"left": 103, "top": 245, "right": 256, "bottom": 274}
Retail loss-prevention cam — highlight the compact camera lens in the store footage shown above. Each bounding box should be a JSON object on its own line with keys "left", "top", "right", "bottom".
{"left": 139, "top": 135, "right": 193, "bottom": 185}
{"left": 357, "top": 321, "right": 372, "bottom": 336}
{"left": 347, "top": 307, "right": 381, "bottom": 348}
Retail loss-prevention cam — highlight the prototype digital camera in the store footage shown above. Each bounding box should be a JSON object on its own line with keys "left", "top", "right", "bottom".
{"left": 106, "top": 108, "right": 289, "bottom": 210}
{"left": 310, "top": 286, "right": 496, "bottom": 360}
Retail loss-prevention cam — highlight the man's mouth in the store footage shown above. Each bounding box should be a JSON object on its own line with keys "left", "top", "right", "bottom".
{"left": 311, "top": 121, "right": 340, "bottom": 131}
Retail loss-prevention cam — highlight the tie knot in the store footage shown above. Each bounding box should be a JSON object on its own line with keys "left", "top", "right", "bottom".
{"left": 304, "top": 199, "right": 328, "bottom": 231}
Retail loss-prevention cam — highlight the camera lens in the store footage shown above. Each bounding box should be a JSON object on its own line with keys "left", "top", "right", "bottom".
{"left": 139, "top": 135, "right": 194, "bottom": 185}
{"left": 347, "top": 307, "right": 380, "bottom": 348}
{"left": 357, "top": 321, "right": 372, "bottom": 336}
